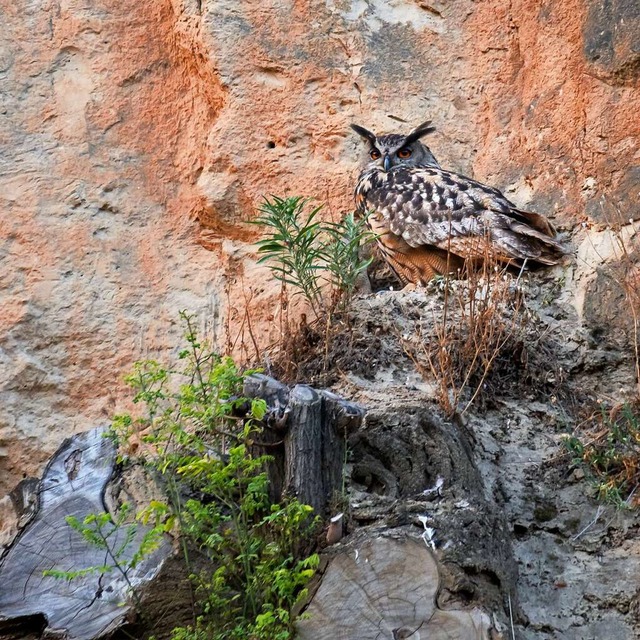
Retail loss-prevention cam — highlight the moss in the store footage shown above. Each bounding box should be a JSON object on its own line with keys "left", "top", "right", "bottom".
{"left": 533, "top": 502, "right": 558, "bottom": 522}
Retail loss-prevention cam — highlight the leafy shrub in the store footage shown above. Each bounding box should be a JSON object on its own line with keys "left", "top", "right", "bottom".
{"left": 110, "top": 312, "right": 320, "bottom": 638}
{"left": 253, "top": 196, "right": 372, "bottom": 317}
{"left": 564, "top": 402, "right": 640, "bottom": 508}
{"left": 167, "top": 442, "right": 319, "bottom": 640}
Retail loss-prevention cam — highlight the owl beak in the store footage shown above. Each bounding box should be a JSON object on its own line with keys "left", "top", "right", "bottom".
{"left": 383, "top": 154, "right": 391, "bottom": 172}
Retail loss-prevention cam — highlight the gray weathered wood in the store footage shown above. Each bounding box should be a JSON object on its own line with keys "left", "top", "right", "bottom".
{"left": 319, "top": 390, "right": 363, "bottom": 505}
{"left": 0, "top": 427, "right": 171, "bottom": 640}
{"left": 244, "top": 374, "right": 290, "bottom": 501}
{"left": 243, "top": 373, "right": 290, "bottom": 416}
{"left": 286, "top": 385, "right": 324, "bottom": 512}
{"left": 0, "top": 477, "right": 38, "bottom": 552}
{"left": 244, "top": 375, "right": 365, "bottom": 516}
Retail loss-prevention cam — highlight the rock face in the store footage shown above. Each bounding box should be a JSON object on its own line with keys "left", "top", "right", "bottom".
{"left": 0, "top": 0, "right": 225, "bottom": 496}
{"left": 1, "top": 0, "right": 639, "bottom": 494}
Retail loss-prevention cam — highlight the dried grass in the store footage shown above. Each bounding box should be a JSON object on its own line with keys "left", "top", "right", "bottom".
{"left": 402, "top": 252, "right": 540, "bottom": 417}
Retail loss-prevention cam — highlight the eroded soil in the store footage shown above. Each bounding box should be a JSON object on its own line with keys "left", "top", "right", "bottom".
{"left": 284, "top": 264, "right": 640, "bottom": 639}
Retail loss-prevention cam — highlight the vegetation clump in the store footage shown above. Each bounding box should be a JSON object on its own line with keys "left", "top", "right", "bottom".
{"left": 564, "top": 401, "right": 640, "bottom": 508}
{"left": 251, "top": 196, "right": 374, "bottom": 382}
{"left": 253, "top": 196, "right": 372, "bottom": 317}
{"left": 399, "top": 257, "right": 556, "bottom": 416}
{"left": 51, "top": 312, "right": 319, "bottom": 640}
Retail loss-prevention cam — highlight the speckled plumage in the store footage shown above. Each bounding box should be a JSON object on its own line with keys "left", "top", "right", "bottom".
{"left": 351, "top": 121, "right": 564, "bottom": 286}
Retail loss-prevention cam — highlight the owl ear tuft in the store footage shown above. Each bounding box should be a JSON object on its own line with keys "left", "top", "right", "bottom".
{"left": 404, "top": 120, "right": 436, "bottom": 145}
{"left": 350, "top": 124, "right": 377, "bottom": 145}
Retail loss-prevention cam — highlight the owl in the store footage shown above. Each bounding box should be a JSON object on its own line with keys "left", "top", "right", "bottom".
{"left": 351, "top": 121, "right": 564, "bottom": 286}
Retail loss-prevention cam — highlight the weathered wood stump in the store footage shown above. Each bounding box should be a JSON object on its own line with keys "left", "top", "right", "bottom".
{"left": 0, "top": 477, "right": 38, "bottom": 551}
{"left": 244, "top": 374, "right": 364, "bottom": 515}
{"left": 0, "top": 427, "right": 171, "bottom": 640}
{"left": 296, "top": 535, "right": 494, "bottom": 640}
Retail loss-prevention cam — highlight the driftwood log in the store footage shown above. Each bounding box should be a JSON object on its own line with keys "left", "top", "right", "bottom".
{"left": 0, "top": 427, "right": 171, "bottom": 640}
{"left": 244, "top": 374, "right": 364, "bottom": 515}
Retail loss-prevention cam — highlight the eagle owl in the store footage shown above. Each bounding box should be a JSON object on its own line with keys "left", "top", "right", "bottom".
{"left": 351, "top": 121, "right": 564, "bottom": 286}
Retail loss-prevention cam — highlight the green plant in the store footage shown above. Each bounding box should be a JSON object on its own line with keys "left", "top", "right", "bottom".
{"left": 254, "top": 196, "right": 326, "bottom": 315}
{"left": 253, "top": 196, "right": 372, "bottom": 317}
{"left": 43, "top": 502, "right": 168, "bottom": 612}
{"left": 171, "top": 445, "right": 319, "bottom": 640}
{"left": 110, "top": 312, "right": 319, "bottom": 639}
{"left": 563, "top": 402, "right": 640, "bottom": 508}
{"left": 323, "top": 211, "right": 374, "bottom": 310}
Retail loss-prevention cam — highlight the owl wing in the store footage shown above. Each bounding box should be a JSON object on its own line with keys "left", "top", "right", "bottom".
{"left": 360, "top": 166, "right": 563, "bottom": 265}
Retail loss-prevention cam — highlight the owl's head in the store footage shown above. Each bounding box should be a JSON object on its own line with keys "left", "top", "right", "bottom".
{"left": 350, "top": 120, "right": 440, "bottom": 171}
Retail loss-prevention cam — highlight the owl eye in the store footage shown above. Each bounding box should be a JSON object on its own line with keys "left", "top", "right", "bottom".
{"left": 397, "top": 148, "right": 412, "bottom": 159}
{"left": 370, "top": 149, "right": 381, "bottom": 160}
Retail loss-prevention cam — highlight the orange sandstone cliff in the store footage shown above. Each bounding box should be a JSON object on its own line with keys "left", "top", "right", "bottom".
{"left": 0, "top": 0, "right": 638, "bottom": 494}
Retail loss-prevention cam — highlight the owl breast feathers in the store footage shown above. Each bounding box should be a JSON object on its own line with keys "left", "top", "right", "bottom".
{"left": 351, "top": 121, "right": 565, "bottom": 286}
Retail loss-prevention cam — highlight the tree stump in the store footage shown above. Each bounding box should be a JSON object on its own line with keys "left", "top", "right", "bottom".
{"left": 295, "top": 535, "right": 494, "bottom": 640}
{"left": 244, "top": 374, "right": 364, "bottom": 515}
{"left": 0, "top": 427, "right": 171, "bottom": 640}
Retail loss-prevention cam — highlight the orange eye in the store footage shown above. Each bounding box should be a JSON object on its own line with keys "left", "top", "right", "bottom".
{"left": 370, "top": 149, "right": 381, "bottom": 160}
{"left": 397, "top": 148, "right": 412, "bottom": 158}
